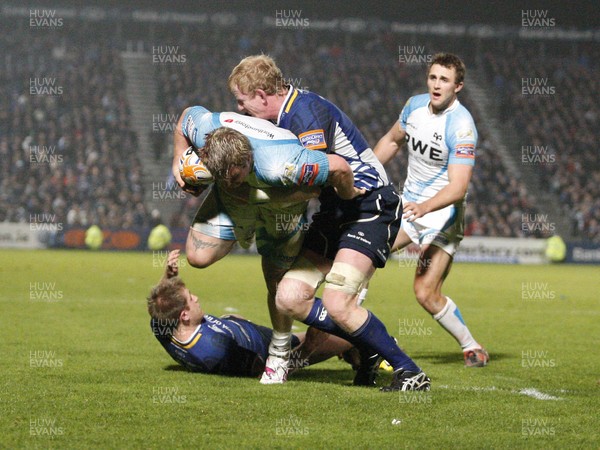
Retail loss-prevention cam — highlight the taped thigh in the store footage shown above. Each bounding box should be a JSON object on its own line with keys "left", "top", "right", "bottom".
{"left": 324, "top": 262, "right": 368, "bottom": 296}
{"left": 282, "top": 255, "right": 325, "bottom": 289}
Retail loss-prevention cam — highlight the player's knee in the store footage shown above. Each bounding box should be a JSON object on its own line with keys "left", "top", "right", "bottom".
{"left": 185, "top": 243, "right": 215, "bottom": 269}
{"left": 185, "top": 252, "right": 213, "bottom": 269}
{"left": 322, "top": 300, "right": 354, "bottom": 325}
{"left": 276, "top": 256, "right": 323, "bottom": 316}
{"left": 413, "top": 282, "right": 436, "bottom": 308}
{"left": 275, "top": 281, "right": 311, "bottom": 317}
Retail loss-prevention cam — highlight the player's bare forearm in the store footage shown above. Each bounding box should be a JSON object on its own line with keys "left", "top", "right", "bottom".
{"left": 374, "top": 123, "right": 405, "bottom": 165}
{"left": 163, "top": 249, "right": 180, "bottom": 279}
{"left": 403, "top": 164, "right": 472, "bottom": 221}
{"left": 173, "top": 108, "right": 192, "bottom": 186}
{"left": 172, "top": 108, "right": 205, "bottom": 196}
{"left": 326, "top": 155, "right": 364, "bottom": 200}
{"left": 404, "top": 186, "right": 462, "bottom": 219}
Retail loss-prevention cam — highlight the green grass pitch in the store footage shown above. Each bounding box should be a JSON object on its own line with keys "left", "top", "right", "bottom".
{"left": 1, "top": 249, "right": 598, "bottom": 448}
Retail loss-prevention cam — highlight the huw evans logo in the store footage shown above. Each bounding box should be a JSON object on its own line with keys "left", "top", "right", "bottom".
{"left": 29, "top": 146, "right": 63, "bottom": 165}
{"left": 521, "top": 10, "right": 555, "bottom": 28}
{"left": 30, "top": 78, "right": 63, "bottom": 95}
{"left": 521, "top": 146, "right": 555, "bottom": 164}
{"left": 30, "top": 350, "right": 64, "bottom": 367}
{"left": 152, "top": 386, "right": 187, "bottom": 404}
{"left": 398, "top": 46, "right": 433, "bottom": 65}
{"left": 30, "top": 9, "right": 63, "bottom": 28}
{"left": 521, "top": 349, "right": 556, "bottom": 368}
{"left": 153, "top": 46, "right": 187, "bottom": 64}
{"left": 521, "top": 78, "right": 555, "bottom": 96}
{"left": 275, "top": 10, "right": 309, "bottom": 28}
{"left": 275, "top": 415, "right": 309, "bottom": 436}
{"left": 30, "top": 418, "right": 64, "bottom": 437}
{"left": 29, "top": 281, "right": 64, "bottom": 302}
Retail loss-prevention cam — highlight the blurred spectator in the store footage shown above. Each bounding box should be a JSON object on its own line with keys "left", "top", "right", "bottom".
{"left": 481, "top": 39, "right": 599, "bottom": 241}
{"left": 0, "top": 19, "right": 150, "bottom": 231}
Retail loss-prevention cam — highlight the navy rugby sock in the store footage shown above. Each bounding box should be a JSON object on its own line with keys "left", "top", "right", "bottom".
{"left": 351, "top": 311, "right": 421, "bottom": 373}
{"left": 304, "top": 298, "right": 420, "bottom": 373}
{"left": 303, "top": 297, "right": 353, "bottom": 340}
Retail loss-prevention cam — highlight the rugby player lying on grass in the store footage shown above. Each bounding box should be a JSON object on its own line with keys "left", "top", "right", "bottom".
{"left": 147, "top": 250, "right": 359, "bottom": 377}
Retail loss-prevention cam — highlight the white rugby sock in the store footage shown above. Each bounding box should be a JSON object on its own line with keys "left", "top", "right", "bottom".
{"left": 269, "top": 331, "right": 292, "bottom": 358}
{"left": 433, "top": 297, "right": 479, "bottom": 351}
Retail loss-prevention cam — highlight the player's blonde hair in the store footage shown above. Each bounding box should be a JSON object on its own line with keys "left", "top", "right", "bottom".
{"left": 228, "top": 55, "right": 287, "bottom": 95}
{"left": 201, "top": 127, "right": 252, "bottom": 184}
{"left": 428, "top": 53, "right": 466, "bottom": 85}
{"left": 147, "top": 277, "right": 187, "bottom": 327}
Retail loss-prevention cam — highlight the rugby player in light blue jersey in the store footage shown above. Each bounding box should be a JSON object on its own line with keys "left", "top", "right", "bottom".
{"left": 229, "top": 56, "right": 430, "bottom": 391}
{"left": 148, "top": 250, "right": 356, "bottom": 377}
{"left": 375, "top": 53, "right": 489, "bottom": 368}
{"left": 171, "top": 107, "right": 363, "bottom": 383}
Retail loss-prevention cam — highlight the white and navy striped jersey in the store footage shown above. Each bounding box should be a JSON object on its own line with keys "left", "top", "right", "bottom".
{"left": 277, "top": 86, "right": 389, "bottom": 191}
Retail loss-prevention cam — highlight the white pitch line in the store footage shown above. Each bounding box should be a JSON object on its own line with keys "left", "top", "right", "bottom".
{"left": 518, "top": 388, "right": 563, "bottom": 401}
{"left": 437, "top": 384, "right": 563, "bottom": 400}
{"left": 438, "top": 384, "right": 499, "bottom": 392}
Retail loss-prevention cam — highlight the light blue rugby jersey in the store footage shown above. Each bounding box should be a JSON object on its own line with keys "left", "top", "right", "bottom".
{"left": 182, "top": 107, "right": 330, "bottom": 188}
{"left": 399, "top": 93, "right": 477, "bottom": 203}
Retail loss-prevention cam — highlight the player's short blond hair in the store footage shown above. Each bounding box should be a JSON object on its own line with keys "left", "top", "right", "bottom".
{"left": 201, "top": 127, "right": 252, "bottom": 182}
{"left": 228, "top": 55, "right": 286, "bottom": 95}
{"left": 147, "top": 277, "right": 186, "bottom": 325}
{"left": 428, "top": 53, "right": 466, "bottom": 85}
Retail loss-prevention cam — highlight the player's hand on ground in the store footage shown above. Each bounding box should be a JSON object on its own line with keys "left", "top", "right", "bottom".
{"left": 165, "top": 249, "right": 180, "bottom": 278}
{"left": 403, "top": 201, "right": 428, "bottom": 222}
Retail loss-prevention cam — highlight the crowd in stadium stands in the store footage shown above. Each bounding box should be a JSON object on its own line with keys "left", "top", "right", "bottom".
{"left": 1, "top": 17, "right": 597, "bottom": 242}
{"left": 0, "top": 23, "right": 152, "bottom": 231}
{"left": 481, "top": 40, "right": 600, "bottom": 241}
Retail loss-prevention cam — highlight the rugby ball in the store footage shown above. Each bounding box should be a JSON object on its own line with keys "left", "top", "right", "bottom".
{"left": 178, "top": 146, "right": 213, "bottom": 186}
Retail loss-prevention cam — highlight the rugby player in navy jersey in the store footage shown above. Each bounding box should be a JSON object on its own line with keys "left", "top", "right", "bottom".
{"left": 148, "top": 250, "right": 358, "bottom": 377}
{"left": 374, "top": 53, "right": 488, "bottom": 367}
{"left": 228, "top": 56, "right": 430, "bottom": 391}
